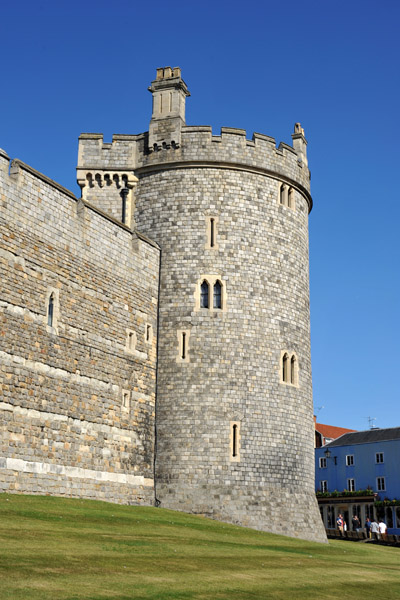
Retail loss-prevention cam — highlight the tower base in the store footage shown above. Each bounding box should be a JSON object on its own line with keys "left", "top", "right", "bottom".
{"left": 156, "top": 483, "right": 327, "bottom": 543}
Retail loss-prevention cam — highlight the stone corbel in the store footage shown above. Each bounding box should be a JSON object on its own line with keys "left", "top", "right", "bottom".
{"left": 76, "top": 169, "right": 138, "bottom": 201}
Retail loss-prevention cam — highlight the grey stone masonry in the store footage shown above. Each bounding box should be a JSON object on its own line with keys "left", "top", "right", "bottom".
{"left": 1, "top": 67, "right": 326, "bottom": 543}
{"left": 0, "top": 152, "right": 159, "bottom": 504}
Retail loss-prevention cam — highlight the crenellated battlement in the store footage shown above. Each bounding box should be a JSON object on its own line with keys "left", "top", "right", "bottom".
{"left": 77, "top": 67, "right": 310, "bottom": 212}
{"left": 77, "top": 133, "right": 139, "bottom": 171}
{"left": 77, "top": 122, "right": 311, "bottom": 213}
{"left": 138, "top": 124, "right": 311, "bottom": 200}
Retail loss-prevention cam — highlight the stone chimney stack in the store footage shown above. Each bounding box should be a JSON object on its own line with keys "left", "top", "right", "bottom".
{"left": 291, "top": 122, "right": 308, "bottom": 167}
{"left": 148, "top": 67, "right": 190, "bottom": 149}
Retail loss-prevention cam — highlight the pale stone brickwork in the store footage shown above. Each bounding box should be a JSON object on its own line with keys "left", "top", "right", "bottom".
{"left": 0, "top": 149, "right": 159, "bottom": 504}
{"left": 0, "top": 67, "right": 326, "bottom": 542}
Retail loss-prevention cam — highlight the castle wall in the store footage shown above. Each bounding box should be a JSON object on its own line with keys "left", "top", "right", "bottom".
{"left": 134, "top": 158, "right": 326, "bottom": 542}
{"left": 0, "top": 149, "right": 159, "bottom": 504}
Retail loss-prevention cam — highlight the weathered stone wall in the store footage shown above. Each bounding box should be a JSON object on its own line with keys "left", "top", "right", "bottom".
{"left": 0, "top": 149, "right": 159, "bottom": 504}
{"left": 134, "top": 160, "right": 326, "bottom": 542}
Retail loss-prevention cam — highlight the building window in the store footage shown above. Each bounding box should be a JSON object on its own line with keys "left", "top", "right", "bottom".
{"left": 210, "top": 218, "right": 215, "bottom": 247}
{"left": 365, "top": 504, "right": 374, "bottom": 520}
{"left": 181, "top": 332, "right": 186, "bottom": 359}
{"left": 320, "top": 480, "right": 328, "bottom": 493}
{"left": 377, "top": 477, "right": 386, "bottom": 491}
{"left": 346, "top": 455, "right": 354, "bottom": 466}
{"left": 347, "top": 478, "right": 356, "bottom": 492}
{"left": 122, "top": 390, "right": 130, "bottom": 412}
{"left": 200, "top": 280, "right": 209, "bottom": 308}
{"left": 145, "top": 324, "right": 153, "bottom": 345}
{"left": 126, "top": 329, "right": 136, "bottom": 353}
{"left": 210, "top": 218, "right": 216, "bottom": 247}
{"left": 396, "top": 507, "right": 400, "bottom": 529}
{"left": 45, "top": 288, "right": 59, "bottom": 332}
{"left": 232, "top": 425, "right": 238, "bottom": 457}
{"left": 279, "top": 183, "right": 295, "bottom": 210}
{"left": 282, "top": 353, "right": 289, "bottom": 382}
{"left": 290, "top": 355, "right": 296, "bottom": 384}
{"left": 230, "top": 421, "right": 240, "bottom": 462}
{"left": 281, "top": 351, "right": 298, "bottom": 386}
{"left": 213, "top": 280, "right": 222, "bottom": 309}
{"left": 319, "top": 457, "right": 327, "bottom": 469}
{"left": 196, "top": 276, "right": 226, "bottom": 312}
{"left": 176, "top": 329, "right": 190, "bottom": 363}
{"left": 376, "top": 452, "right": 384, "bottom": 464}
{"left": 288, "top": 187, "right": 295, "bottom": 209}
{"left": 47, "top": 293, "right": 55, "bottom": 327}
{"left": 205, "top": 216, "right": 219, "bottom": 250}
{"left": 280, "top": 184, "right": 286, "bottom": 205}
{"left": 327, "top": 505, "right": 335, "bottom": 528}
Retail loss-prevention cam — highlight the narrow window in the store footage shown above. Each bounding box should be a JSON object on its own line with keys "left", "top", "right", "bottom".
{"left": 210, "top": 218, "right": 215, "bottom": 248}
{"left": 122, "top": 390, "right": 130, "bottom": 411}
{"left": 282, "top": 353, "right": 289, "bottom": 382}
{"left": 47, "top": 293, "right": 54, "bottom": 327}
{"left": 181, "top": 332, "right": 186, "bottom": 360}
{"left": 177, "top": 329, "right": 190, "bottom": 362}
{"left": 346, "top": 455, "right": 354, "bottom": 466}
{"left": 280, "top": 184, "right": 285, "bottom": 205}
{"left": 230, "top": 421, "right": 240, "bottom": 461}
{"left": 200, "top": 280, "right": 209, "bottom": 308}
{"left": 320, "top": 480, "right": 328, "bottom": 493}
{"left": 319, "top": 457, "right": 327, "bottom": 468}
{"left": 232, "top": 424, "right": 238, "bottom": 457}
{"left": 213, "top": 280, "right": 222, "bottom": 309}
{"left": 128, "top": 332, "right": 134, "bottom": 350}
{"left": 126, "top": 329, "right": 136, "bottom": 352}
{"left": 205, "top": 217, "right": 219, "bottom": 250}
{"left": 376, "top": 452, "right": 384, "bottom": 464}
{"left": 146, "top": 325, "right": 151, "bottom": 342}
{"left": 290, "top": 355, "right": 296, "bottom": 384}
{"left": 288, "top": 187, "right": 294, "bottom": 209}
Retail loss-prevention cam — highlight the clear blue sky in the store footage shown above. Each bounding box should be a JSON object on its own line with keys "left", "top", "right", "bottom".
{"left": 1, "top": 0, "right": 399, "bottom": 431}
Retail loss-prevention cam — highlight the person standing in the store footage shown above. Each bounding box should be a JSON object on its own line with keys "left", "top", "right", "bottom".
{"left": 365, "top": 517, "right": 371, "bottom": 538}
{"left": 352, "top": 514, "right": 360, "bottom": 531}
{"left": 337, "top": 514, "right": 344, "bottom": 532}
{"left": 370, "top": 519, "right": 379, "bottom": 538}
{"left": 378, "top": 519, "right": 387, "bottom": 540}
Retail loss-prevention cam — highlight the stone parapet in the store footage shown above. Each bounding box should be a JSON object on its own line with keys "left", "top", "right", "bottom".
{"left": 77, "top": 124, "right": 311, "bottom": 216}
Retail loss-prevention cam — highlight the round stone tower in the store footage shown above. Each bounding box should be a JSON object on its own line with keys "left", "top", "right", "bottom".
{"left": 132, "top": 68, "right": 326, "bottom": 542}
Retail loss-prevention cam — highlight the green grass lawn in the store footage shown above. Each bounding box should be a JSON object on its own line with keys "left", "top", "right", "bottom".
{"left": 0, "top": 494, "right": 399, "bottom": 600}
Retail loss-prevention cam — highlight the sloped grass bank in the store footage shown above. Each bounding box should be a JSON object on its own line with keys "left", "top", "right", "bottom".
{"left": 0, "top": 494, "right": 399, "bottom": 600}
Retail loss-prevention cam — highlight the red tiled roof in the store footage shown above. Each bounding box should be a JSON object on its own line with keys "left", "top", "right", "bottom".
{"left": 315, "top": 422, "right": 357, "bottom": 440}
